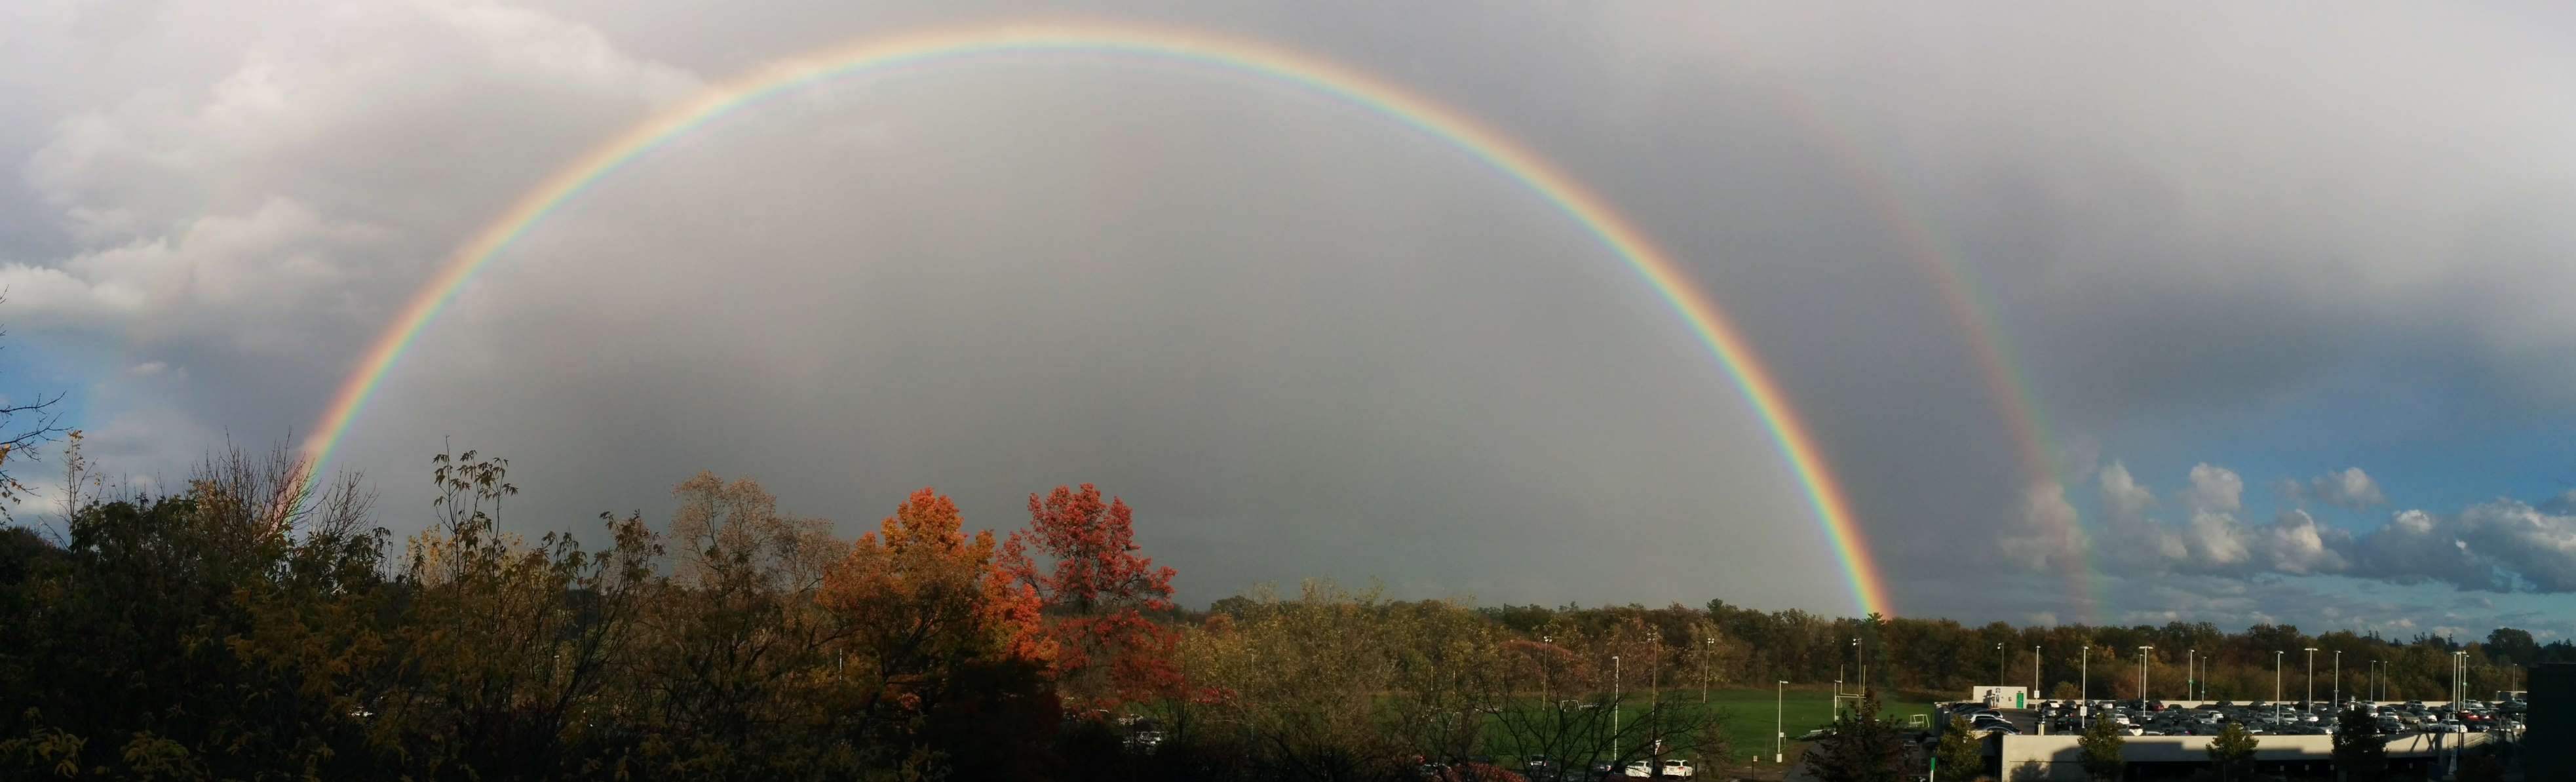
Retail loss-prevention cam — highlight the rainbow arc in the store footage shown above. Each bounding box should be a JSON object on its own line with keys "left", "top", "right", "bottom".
{"left": 301, "top": 21, "right": 1899, "bottom": 617}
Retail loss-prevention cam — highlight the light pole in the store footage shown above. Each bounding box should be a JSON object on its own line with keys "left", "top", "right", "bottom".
{"left": 1996, "top": 643, "right": 2005, "bottom": 689}
{"left": 2188, "top": 650, "right": 2197, "bottom": 703}
{"left": 2304, "top": 647, "right": 2317, "bottom": 710}
{"left": 2032, "top": 646, "right": 2041, "bottom": 699}
{"left": 1775, "top": 680, "right": 1787, "bottom": 764}
{"left": 1612, "top": 654, "right": 1621, "bottom": 755}
{"left": 1651, "top": 631, "right": 1661, "bottom": 707}
{"left": 2080, "top": 645, "right": 2090, "bottom": 729}
{"left": 2138, "top": 646, "right": 2153, "bottom": 703}
{"left": 1541, "top": 635, "right": 1553, "bottom": 709}
{"left": 2334, "top": 650, "right": 2341, "bottom": 710}
{"left": 1703, "top": 637, "right": 1714, "bottom": 704}
{"left": 2273, "top": 651, "right": 2283, "bottom": 724}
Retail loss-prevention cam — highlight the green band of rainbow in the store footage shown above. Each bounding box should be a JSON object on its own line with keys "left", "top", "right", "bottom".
{"left": 300, "top": 21, "right": 1895, "bottom": 617}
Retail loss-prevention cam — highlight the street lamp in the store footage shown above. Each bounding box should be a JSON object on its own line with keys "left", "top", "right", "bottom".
{"left": 1541, "top": 635, "right": 1554, "bottom": 709}
{"left": 2273, "top": 651, "right": 2284, "bottom": 724}
{"left": 1776, "top": 680, "right": 1788, "bottom": 764}
{"left": 2080, "top": 644, "right": 2090, "bottom": 729}
{"left": 2187, "top": 650, "right": 2197, "bottom": 703}
{"left": 2304, "top": 648, "right": 2318, "bottom": 710}
{"left": 1996, "top": 643, "right": 2006, "bottom": 688}
{"left": 1855, "top": 637, "right": 1866, "bottom": 699}
{"left": 1612, "top": 654, "right": 1621, "bottom": 756}
{"left": 2138, "top": 646, "right": 2153, "bottom": 703}
{"left": 1704, "top": 637, "right": 1714, "bottom": 704}
{"left": 2334, "top": 650, "right": 2341, "bottom": 710}
{"left": 2032, "top": 646, "right": 2041, "bottom": 699}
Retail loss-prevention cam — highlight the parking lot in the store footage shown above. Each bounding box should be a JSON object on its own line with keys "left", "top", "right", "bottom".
{"left": 1943, "top": 697, "right": 2528, "bottom": 739}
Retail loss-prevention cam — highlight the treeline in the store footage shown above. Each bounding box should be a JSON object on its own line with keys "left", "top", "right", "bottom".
{"left": 1461, "top": 596, "right": 2564, "bottom": 705}
{"left": 1, "top": 445, "right": 1727, "bottom": 780}
{"left": 1, "top": 443, "right": 2560, "bottom": 779}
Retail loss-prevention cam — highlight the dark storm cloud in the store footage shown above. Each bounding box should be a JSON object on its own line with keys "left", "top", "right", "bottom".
{"left": 5, "top": 1, "right": 2575, "bottom": 631}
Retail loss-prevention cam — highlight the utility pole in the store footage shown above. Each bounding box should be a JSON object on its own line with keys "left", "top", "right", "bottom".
{"left": 2032, "top": 646, "right": 2041, "bottom": 698}
{"left": 2081, "top": 644, "right": 2090, "bottom": 730}
{"left": 2273, "top": 651, "right": 2283, "bottom": 724}
{"left": 2188, "top": 650, "right": 2197, "bottom": 703}
{"left": 1612, "top": 654, "right": 1621, "bottom": 756}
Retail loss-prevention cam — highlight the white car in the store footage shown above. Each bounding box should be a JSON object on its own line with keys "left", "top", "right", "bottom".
{"left": 1624, "top": 761, "right": 1655, "bottom": 777}
{"left": 1661, "top": 760, "right": 1697, "bottom": 778}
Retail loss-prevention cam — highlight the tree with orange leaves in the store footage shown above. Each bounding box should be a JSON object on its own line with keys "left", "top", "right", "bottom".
{"left": 815, "top": 488, "right": 1056, "bottom": 775}
{"left": 1002, "top": 484, "right": 1183, "bottom": 711}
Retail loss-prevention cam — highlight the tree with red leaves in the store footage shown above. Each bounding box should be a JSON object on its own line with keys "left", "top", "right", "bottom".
{"left": 817, "top": 488, "right": 1058, "bottom": 774}
{"left": 1002, "top": 484, "right": 1183, "bottom": 711}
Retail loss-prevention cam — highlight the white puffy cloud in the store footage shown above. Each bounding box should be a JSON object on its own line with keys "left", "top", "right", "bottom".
{"left": 2282, "top": 467, "right": 2387, "bottom": 509}
{"left": 2098, "top": 461, "right": 2156, "bottom": 522}
{"left": 2180, "top": 463, "right": 2242, "bottom": 515}
{"left": 2005, "top": 480, "right": 2086, "bottom": 572}
{"left": 2090, "top": 461, "right": 2576, "bottom": 593}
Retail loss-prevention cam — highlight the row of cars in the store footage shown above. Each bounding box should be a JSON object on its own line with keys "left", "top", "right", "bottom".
{"left": 2010, "top": 697, "right": 2528, "bottom": 738}
{"left": 1427, "top": 755, "right": 1697, "bottom": 781}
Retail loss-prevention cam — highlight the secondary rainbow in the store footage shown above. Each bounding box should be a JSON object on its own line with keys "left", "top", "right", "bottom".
{"left": 1762, "top": 91, "right": 2098, "bottom": 622}
{"left": 299, "top": 22, "right": 1897, "bottom": 617}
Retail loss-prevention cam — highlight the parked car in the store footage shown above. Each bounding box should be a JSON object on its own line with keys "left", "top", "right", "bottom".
{"left": 1661, "top": 760, "right": 1697, "bottom": 779}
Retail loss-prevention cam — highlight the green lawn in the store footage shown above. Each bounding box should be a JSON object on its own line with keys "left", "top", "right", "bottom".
{"left": 1471, "top": 686, "right": 1938, "bottom": 770}
{"left": 1658, "top": 686, "right": 1937, "bottom": 766}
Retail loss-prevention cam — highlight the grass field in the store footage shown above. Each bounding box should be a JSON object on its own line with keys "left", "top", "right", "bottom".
{"left": 1471, "top": 686, "right": 1938, "bottom": 772}
{"left": 1633, "top": 686, "right": 1937, "bottom": 766}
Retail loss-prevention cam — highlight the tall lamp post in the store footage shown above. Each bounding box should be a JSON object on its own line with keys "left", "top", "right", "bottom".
{"left": 2032, "top": 646, "right": 2041, "bottom": 699}
{"left": 1611, "top": 654, "right": 1621, "bottom": 756}
{"left": 1650, "top": 631, "right": 1661, "bottom": 707}
{"left": 2304, "top": 647, "right": 2318, "bottom": 710}
{"left": 2079, "top": 645, "right": 2090, "bottom": 729}
{"left": 2334, "top": 650, "right": 2342, "bottom": 710}
{"left": 1858, "top": 637, "right": 1868, "bottom": 700}
{"left": 1541, "top": 635, "right": 1553, "bottom": 709}
{"left": 2138, "top": 646, "right": 2153, "bottom": 703}
{"left": 1775, "top": 680, "right": 1788, "bottom": 764}
{"left": 2187, "top": 650, "right": 2197, "bottom": 703}
{"left": 2273, "top": 651, "right": 2284, "bottom": 724}
{"left": 1996, "top": 643, "right": 2006, "bottom": 690}
{"left": 1703, "top": 637, "right": 1714, "bottom": 704}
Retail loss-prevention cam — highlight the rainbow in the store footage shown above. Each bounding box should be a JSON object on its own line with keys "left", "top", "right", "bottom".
{"left": 299, "top": 21, "right": 1897, "bottom": 617}
{"left": 1768, "top": 98, "right": 2097, "bottom": 621}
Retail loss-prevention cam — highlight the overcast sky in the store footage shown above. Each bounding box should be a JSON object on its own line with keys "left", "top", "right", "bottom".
{"left": 6, "top": 1, "right": 2576, "bottom": 640}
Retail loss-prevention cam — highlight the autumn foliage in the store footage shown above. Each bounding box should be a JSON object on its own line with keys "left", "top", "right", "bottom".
{"left": 1003, "top": 484, "right": 1185, "bottom": 709}
{"left": 820, "top": 487, "right": 1054, "bottom": 713}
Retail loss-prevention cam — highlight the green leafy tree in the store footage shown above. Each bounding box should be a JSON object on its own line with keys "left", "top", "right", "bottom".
{"left": 1932, "top": 716, "right": 1984, "bottom": 782}
{"left": 2205, "top": 720, "right": 2258, "bottom": 781}
{"left": 1803, "top": 694, "right": 1910, "bottom": 782}
{"left": 2331, "top": 707, "right": 2387, "bottom": 781}
{"left": 2077, "top": 715, "right": 2126, "bottom": 781}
